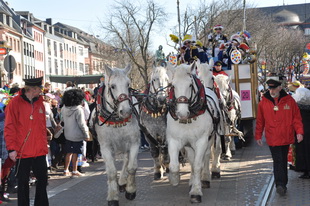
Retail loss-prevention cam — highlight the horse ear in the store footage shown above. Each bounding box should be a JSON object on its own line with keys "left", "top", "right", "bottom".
{"left": 124, "top": 64, "right": 131, "bottom": 75}
{"left": 209, "top": 58, "right": 214, "bottom": 68}
{"left": 166, "top": 62, "right": 175, "bottom": 79}
{"left": 190, "top": 61, "right": 196, "bottom": 75}
{"left": 104, "top": 64, "right": 113, "bottom": 77}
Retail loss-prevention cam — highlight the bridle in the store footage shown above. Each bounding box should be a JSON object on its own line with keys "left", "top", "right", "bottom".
{"left": 96, "top": 83, "right": 133, "bottom": 127}
{"left": 168, "top": 74, "right": 207, "bottom": 123}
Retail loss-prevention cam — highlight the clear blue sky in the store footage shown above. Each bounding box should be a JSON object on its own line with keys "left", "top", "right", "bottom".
{"left": 6, "top": 0, "right": 310, "bottom": 53}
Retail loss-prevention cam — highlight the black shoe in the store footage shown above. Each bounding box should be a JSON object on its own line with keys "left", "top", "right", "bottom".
{"left": 276, "top": 186, "right": 286, "bottom": 196}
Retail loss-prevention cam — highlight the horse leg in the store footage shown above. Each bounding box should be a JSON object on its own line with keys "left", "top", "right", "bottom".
{"left": 185, "top": 147, "right": 195, "bottom": 186}
{"left": 201, "top": 136, "right": 213, "bottom": 188}
{"left": 149, "top": 145, "right": 162, "bottom": 180}
{"left": 167, "top": 138, "right": 182, "bottom": 186}
{"left": 211, "top": 134, "right": 221, "bottom": 179}
{"left": 125, "top": 143, "right": 139, "bottom": 200}
{"left": 190, "top": 138, "right": 209, "bottom": 203}
{"left": 118, "top": 153, "right": 128, "bottom": 193}
{"left": 101, "top": 147, "right": 119, "bottom": 204}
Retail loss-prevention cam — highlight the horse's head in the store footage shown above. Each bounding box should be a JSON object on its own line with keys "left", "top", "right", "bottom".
{"left": 103, "top": 64, "right": 132, "bottom": 119}
{"left": 149, "top": 66, "right": 170, "bottom": 105}
{"left": 169, "top": 63, "right": 197, "bottom": 120}
{"left": 214, "top": 74, "right": 231, "bottom": 99}
{"left": 196, "top": 59, "right": 214, "bottom": 88}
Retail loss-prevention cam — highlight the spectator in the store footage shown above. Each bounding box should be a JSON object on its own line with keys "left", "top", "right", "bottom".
{"left": 4, "top": 76, "right": 49, "bottom": 206}
{"left": 61, "top": 89, "right": 90, "bottom": 178}
{"left": 292, "top": 87, "right": 310, "bottom": 178}
{"left": 255, "top": 78, "right": 304, "bottom": 196}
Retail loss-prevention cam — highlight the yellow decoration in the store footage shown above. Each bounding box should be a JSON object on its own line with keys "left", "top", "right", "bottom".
{"left": 169, "top": 34, "right": 179, "bottom": 44}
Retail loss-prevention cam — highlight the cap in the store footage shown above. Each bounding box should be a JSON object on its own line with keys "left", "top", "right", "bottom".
{"left": 23, "top": 76, "right": 43, "bottom": 87}
{"left": 214, "top": 61, "right": 223, "bottom": 66}
{"left": 266, "top": 79, "right": 281, "bottom": 89}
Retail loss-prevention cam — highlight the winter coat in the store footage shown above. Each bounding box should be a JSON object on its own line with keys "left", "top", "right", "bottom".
{"left": 255, "top": 90, "right": 304, "bottom": 146}
{"left": 61, "top": 105, "right": 89, "bottom": 142}
{"left": 4, "top": 89, "right": 48, "bottom": 158}
{"left": 213, "top": 69, "right": 228, "bottom": 76}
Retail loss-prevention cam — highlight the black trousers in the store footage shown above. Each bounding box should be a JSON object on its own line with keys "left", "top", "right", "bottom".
{"left": 269, "top": 145, "right": 289, "bottom": 188}
{"left": 16, "top": 155, "right": 49, "bottom": 206}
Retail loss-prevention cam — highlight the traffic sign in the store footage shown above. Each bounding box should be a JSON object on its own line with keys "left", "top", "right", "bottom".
{"left": 0, "top": 48, "right": 7, "bottom": 55}
{"left": 4, "top": 55, "right": 16, "bottom": 73}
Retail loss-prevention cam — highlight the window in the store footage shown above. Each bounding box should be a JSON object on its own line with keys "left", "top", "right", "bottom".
{"left": 60, "top": 43, "right": 63, "bottom": 58}
{"left": 305, "top": 28, "right": 310, "bottom": 36}
{"left": 47, "top": 39, "right": 51, "bottom": 55}
{"left": 55, "top": 59, "right": 58, "bottom": 74}
{"left": 79, "top": 46, "right": 83, "bottom": 56}
{"left": 79, "top": 63, "right": 84, "bottom": 72}
{"left": 54, "top": 41, "right": 57, "bottom": 57}
{"left": 48, "top": 57, "right": 52, "bottom": 74}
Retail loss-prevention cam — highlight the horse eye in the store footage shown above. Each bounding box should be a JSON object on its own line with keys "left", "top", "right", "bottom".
{"left": 111, "top": 85, "right": 115, "bottom": 89}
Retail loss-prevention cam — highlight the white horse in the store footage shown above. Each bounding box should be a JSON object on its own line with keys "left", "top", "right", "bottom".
{"left": 166, "top": 63, "right": 214, "bottom": 203}
{"left": 214, "top": 74, "right": 243, "bottom": 160}
{"left": 196, "top": 59, "right": 226, "bottom": 178}
{"left": 89, "top": 65, "right": 140, "bottom": 206}
{"left": 140, "top": 65, "right": 170, "bottom": 180}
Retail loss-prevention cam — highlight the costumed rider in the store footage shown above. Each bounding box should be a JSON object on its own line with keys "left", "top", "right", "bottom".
{"left": 218, "top": 33, "right": 243, "bottom": 70}
{"left": 180, "top": 34, "right": 198, "bottom": 64}
{"left": 208, "top": 25, "right": 228, "bottom": 58}
{"left": 195, "top": 40, "right": 209, "bottom": 64}
{"left": 213, "top": 61, "right": 228, "bottom": 76}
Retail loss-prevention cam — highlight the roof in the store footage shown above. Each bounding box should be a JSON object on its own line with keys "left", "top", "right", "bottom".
{"left": 258, "top": 3, "right": 310, "bottom": 23}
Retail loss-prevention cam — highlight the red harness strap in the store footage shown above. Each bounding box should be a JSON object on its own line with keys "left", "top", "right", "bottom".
{"left": 98, "top": 115, "right": 132, "bottom": 126}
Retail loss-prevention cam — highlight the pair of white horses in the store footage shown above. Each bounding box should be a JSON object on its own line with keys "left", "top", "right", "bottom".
{"left": 89, "top": 61, "right": 242, "bottom": 205}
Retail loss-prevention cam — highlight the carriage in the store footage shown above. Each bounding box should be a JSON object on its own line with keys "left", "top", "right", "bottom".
{"left": 225, "top": 62, "right": 259, "bottom": 143}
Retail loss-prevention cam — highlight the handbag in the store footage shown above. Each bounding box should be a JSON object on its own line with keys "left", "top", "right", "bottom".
{"left": 54, "top": 124, "right": 66, "bottom": 144}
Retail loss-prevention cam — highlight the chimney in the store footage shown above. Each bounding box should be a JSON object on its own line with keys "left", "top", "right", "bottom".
{"left": 46, "top": 18, "right": 52, "bottom": 25}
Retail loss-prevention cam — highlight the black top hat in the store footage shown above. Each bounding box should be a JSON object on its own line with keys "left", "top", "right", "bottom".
{"left": 214, "top": 61, "right": 223, "bottom": 66}
{"left": 23, "top": 76, "right": 43, "bottom": 87}
{"left": 266, "top": 79, "right": 281, "bottom": 89}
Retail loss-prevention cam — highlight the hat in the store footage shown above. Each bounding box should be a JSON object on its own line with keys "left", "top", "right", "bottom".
{"left": 266, "top": 79, "right": 281, "bottom": 89}
{"left": 182, "top": 34, "right": 193, "bottom": 42}
{"left": 214, "top": 61, "right": 223, "bottom": 66}
{"left": 23, "top": 76, "right": 43, "bottom": 87}
{"left": 195, "top": 40, "right": 203, "bottom": 47}
{"left": 288, "top": 81, "right": 303, "bottom": 92}
{"left": 213, "top": 25, "right": 223, "bottom": 30}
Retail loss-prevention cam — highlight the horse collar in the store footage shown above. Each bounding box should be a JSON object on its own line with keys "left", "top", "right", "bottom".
{"left": 98, "top": 115, "right": 132, "bottom": 127}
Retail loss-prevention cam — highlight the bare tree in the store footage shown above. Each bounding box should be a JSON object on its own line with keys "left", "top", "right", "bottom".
{"left": 99, "top": 0, "right": 167, "bottom": 87}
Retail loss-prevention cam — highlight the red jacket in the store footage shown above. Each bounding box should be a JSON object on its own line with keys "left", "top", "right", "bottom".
{"left": 213, "top": 70, "right": 228, "bottom": 76}
{"left": 255, "top": 90, "right": 304, "bottom": 146}
{"left": 4, "top": 89, "right": 48, "bottom": 158}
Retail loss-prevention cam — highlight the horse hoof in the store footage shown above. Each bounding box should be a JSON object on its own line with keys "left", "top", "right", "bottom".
{"left": 125, "top": 191, "right": 136, "bottom": 200}
{"left": 223, "top": 155, "right": 231, "bottom": 161}
{"left": 190, "top": 195, "right": 202, "bottom": 203}
{"left": 108, "top": 200, "right": 119, "bottom": 206}
{"left": 212, "top": 172, "right": 221, "bottom": 179}
{"left": 119, "top": 184, "right": 126, "bottom": 193}
{"left": 201, "top": 180, "right": 210, "bottom": 188}
{"left": 154, "top": 172, "right": 161, "bottom": 180}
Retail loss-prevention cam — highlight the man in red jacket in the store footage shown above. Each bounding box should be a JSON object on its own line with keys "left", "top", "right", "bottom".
{"left": 255, "top": 78, "right": 303, "bottom": 196}
{"left": 212, "top": 61, "right": 228, "bottom": 76}
{"left": 4, "top": 77, "right": 49, "bottom": 206}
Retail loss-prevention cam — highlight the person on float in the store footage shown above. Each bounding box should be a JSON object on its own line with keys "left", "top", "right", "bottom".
{"left": 255, "top": 78, "right": 303, "bottom": 197}
{"left": 207, "top": 25, "right": 228, "bottom": 58}
{"left": 212, "top": 61, "right": 228, "bottom": 76}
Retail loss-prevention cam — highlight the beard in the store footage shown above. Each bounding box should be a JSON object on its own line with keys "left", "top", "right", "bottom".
{"left": 270, "top": 93, "right": 279, "bottom": 98}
